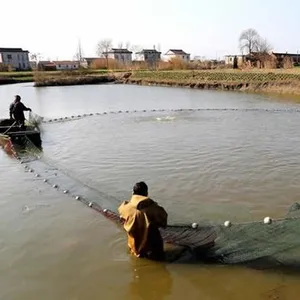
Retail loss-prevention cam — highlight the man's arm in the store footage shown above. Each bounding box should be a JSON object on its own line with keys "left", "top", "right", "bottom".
{"left": 21, "top": 103, "right": 31, "bottom": 112}
{"left": 158, "top": 206, "right": 168, "bottom": 228}
{"left": 152, "top": 204, "right": 168, "bottom": 228}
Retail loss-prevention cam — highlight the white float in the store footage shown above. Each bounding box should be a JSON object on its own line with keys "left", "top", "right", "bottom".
{"left": 224, "top": 221, "right": 232, "bottom": 227}
{"left": 263, "top": 217, "right": 272, "bottom": 224}
{"left": 192, "top": 223, "right": 198, "bottom": 229}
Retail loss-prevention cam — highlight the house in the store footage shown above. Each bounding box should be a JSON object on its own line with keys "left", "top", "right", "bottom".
{"left": 53, "top": 61, "right": 79, "bottom": 70}
{"left": 164, "top": 49, "right": 190, "bottom": 62}
{"left": 0, "top": 47, "right": 30, "bottom": 71}
{"left": 37, "top": 61, "right": 57, "bottom": 71}
{"left": 135, "top": 49, "right": 161, "bottom": 68}
{"left": 103, "top": 48, "right": 132, "bottom": 65}
{"left": 224, "top": 55, "right": 245, "bottom": 66}
{"left": 271, "top": 52, "right": 300, "bottom": 66}
{"left": 82, "top": 57, "right": 98, "bottom": 68}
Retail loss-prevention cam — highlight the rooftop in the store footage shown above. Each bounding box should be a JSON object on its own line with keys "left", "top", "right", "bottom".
{"left": 104, "top": 48, "right": 133, "bottom": 54}
{"left": 136, "top": 49, "right": 161, "bottom": 54}
{"left": 112, "top": 48, "right": 132, "bottom": 53}
{"left": 272, "top": 52, "right": 299, "bottom": 56}
{"left": 52, "top": 61, "right": 79, "bottom": 64}
{"left": 166, "top": 49, "right": 189, "bottom": 55}
{"left": 0, "top": 47, "right": 29, "bottom": 53}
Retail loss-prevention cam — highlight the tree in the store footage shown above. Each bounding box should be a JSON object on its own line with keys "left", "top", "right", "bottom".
{"left": 255, "top": 37, "right": 272, "bottom": 53}
{"left": 30, "top": 53, "right": 42, "bottom": 62}
{"left": 96, "top": 39, "right": 113, "bottom": 69}
{"left": 125, "top": 41, "right": 131, "bottom": 50}
{"left": 239, "top": 28, "right": 260, "bottom": 54}
{"left": 74, "top": 39, "right": 84, "bottom": 67}
{"left": 239, "top": 28, "right": 272, "bottom": 54}
{"left": 117, "top": 41, "right": 131, "bottom": 49}
{"left": 130, "top": 44, "right": 142, "bottom": 53}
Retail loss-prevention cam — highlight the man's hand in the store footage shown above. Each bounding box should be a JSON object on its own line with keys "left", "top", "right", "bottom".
{"left": 28, "top": 108, "right": 32, "bottom": 112}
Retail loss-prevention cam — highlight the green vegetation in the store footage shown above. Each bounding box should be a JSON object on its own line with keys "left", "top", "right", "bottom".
{"left": 130, "top": 70, "right": 300, "bottom": 83}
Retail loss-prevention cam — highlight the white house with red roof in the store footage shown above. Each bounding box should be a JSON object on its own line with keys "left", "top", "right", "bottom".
{"left": 52, "top": 61, "right": 79, "bottom": 70}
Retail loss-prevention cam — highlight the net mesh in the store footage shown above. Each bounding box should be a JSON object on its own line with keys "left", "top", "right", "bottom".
{"left": 7, "top": 108, "right": 300, "bottom": 269}
{"left": 16, "top": 139, "right": 300, "bottom": 268}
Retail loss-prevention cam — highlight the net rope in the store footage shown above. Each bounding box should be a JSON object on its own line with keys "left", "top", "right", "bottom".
{"left": 33, "top": 107, "right": 300, "bottom": 125}
{"left": 6, "top": 111, "right": 300, "bottom": 269}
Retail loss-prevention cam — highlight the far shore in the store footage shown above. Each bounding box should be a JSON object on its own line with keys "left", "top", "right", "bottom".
{"left": 1, "top": 69, "right": 300, "bottom": 98}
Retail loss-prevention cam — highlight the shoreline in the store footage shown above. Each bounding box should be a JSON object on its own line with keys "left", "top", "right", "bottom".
{"left": 1, "top": 70, "right": 300, "bottom": 98}
{"left": 121, "top": 71, "right": 300, "bottom": 97}
{"left": 121, "top": 78, "right": 300, "bottom": 97}
{"left": 33, "top": 74, "right": 116, "bottom": 87}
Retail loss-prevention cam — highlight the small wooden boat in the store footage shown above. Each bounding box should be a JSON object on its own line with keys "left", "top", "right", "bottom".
{"left": 0, "top": 118, "right": 42, "bottom": 150}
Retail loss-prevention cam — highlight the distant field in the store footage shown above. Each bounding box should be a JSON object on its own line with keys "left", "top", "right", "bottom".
{"left": 1, "top": 68, "right": 300, "bottom": 79}
{"left": 130, "top": 70, "right": 300, "bottom": 83}
{"left": 1, "top": 68, "right": 300, "bottom": 78}
{"left": 1, "top": 69, "right": 300, "bottom": 95}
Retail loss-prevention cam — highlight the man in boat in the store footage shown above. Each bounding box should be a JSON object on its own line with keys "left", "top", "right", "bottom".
{"left": 9, "top": 95, "right": 32, "bottom": 129}
{"left": 118, "top": 182, "right": 168, "bottom": 261}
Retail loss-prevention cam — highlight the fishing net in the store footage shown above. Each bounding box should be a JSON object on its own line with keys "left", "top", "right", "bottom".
{"left": 16, "top": 139, "right": 300, "bottom": 269}
{"left": 10, "top": 109, "right": 300, "bottom": 269}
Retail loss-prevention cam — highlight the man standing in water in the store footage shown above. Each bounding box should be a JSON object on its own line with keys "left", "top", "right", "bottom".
{"left": 9, "top": 95, "right": 32, "bottom": 129}
{"left": 118, "top": 182, "right": 168, "bottom": 261}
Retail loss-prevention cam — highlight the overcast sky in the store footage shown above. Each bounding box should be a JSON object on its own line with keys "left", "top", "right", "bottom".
{"left": 1, "top": 0, "right": 299, "bottom": 60}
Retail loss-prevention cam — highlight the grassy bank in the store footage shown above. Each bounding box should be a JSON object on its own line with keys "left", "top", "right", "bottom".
{"left": 34, "top": 73, "right": 115, "bottom": 87}
{"left": 123, "top": 70, "right": 300, "bottom": 96}
{"left": 2, "top": 69, "right": 300, "bottom": 95}
{"left": 0, "top": 77, "right": 33, "bottom": 85}
{"left": 0, "top": 70, "right": 127, "bottom": 86}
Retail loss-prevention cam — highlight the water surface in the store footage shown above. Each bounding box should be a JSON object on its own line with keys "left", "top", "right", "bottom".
{"left": 1, "top": 83, "right": 300, "bottom": 300}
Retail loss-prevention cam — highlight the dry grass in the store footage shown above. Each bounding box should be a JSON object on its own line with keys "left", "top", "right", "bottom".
{"left": 33, "top": 70, "right": 118, "bottom": 87}
{"left": 130, "top": 70, "right": 300, "bottom": 82}
{"left": 124, "top": 70, "right": 300, "bottom": 96}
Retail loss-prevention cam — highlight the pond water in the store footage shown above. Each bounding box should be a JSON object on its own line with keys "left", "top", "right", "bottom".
{"left": 1, "top": 83, "right": 300, "bottom": 300}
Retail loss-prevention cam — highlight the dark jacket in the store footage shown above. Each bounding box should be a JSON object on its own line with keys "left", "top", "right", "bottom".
{"left": 9, "top": 101, "right": 31, "bottom": 121}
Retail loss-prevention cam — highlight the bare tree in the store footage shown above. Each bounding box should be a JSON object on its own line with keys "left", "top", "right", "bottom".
{"left": 255, "top": 37, "right": 272, "bottom": 53}
{"left": 129, "top": 44, "right": 143, "bottom": 61}
{"left": 157, "top": 43, "right": 161, "bottom": 52}
{"left": 130, "top": 44, "right": 142, "bottom": 52}
{"left": 74, "top": 39, "right": 84, "bottom": 67}
{"left": 239, "top": 28, "right": 260, "bottom": 54}
{"left": 30, "top": 53, "right": 42, "bottom": 62}
{"left": 96, "top": 39, "right": 113, "bottom": 69}
{"left": 125, "top": 41, "right": 131, "bottom": 50}
{"left": 239, "top": 28, "right": 272, "bottom": 54}
{"left": 118, "top": 42, "right": 123, "bottom": 49}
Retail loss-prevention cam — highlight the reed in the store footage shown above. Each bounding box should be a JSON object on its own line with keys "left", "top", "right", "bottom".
{"left": 33, "top": 71, "right": 117, "bottom": 87}
{"left": 123, "top": 70, "right": 300, "bottom": 96}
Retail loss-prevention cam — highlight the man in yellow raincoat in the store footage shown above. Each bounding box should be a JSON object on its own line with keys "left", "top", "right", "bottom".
{"left": 118, "top": 182, "right": 168, "bottom": 261}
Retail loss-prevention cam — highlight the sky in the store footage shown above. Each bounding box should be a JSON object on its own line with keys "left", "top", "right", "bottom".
{"left": 1, "top": 0, "right": 299, "bottom": 60}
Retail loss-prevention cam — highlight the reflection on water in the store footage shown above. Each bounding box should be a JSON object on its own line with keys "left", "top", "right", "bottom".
{"left": 127, "top": 259, "right": 173, "bottom": 300}
{"left": 1, "top": 83, "right": 300, "bottom": 299}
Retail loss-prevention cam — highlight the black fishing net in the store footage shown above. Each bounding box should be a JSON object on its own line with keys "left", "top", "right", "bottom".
{"left": 9, "top": 109, "right": 300, "bottom": 269}
{"left": 16, "top": 140, "right": 300, "bottom": 269}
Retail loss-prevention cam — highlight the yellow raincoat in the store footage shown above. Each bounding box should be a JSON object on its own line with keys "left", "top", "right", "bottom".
{"left": 118, "top": 195, "right": 168, "bottom": 260}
